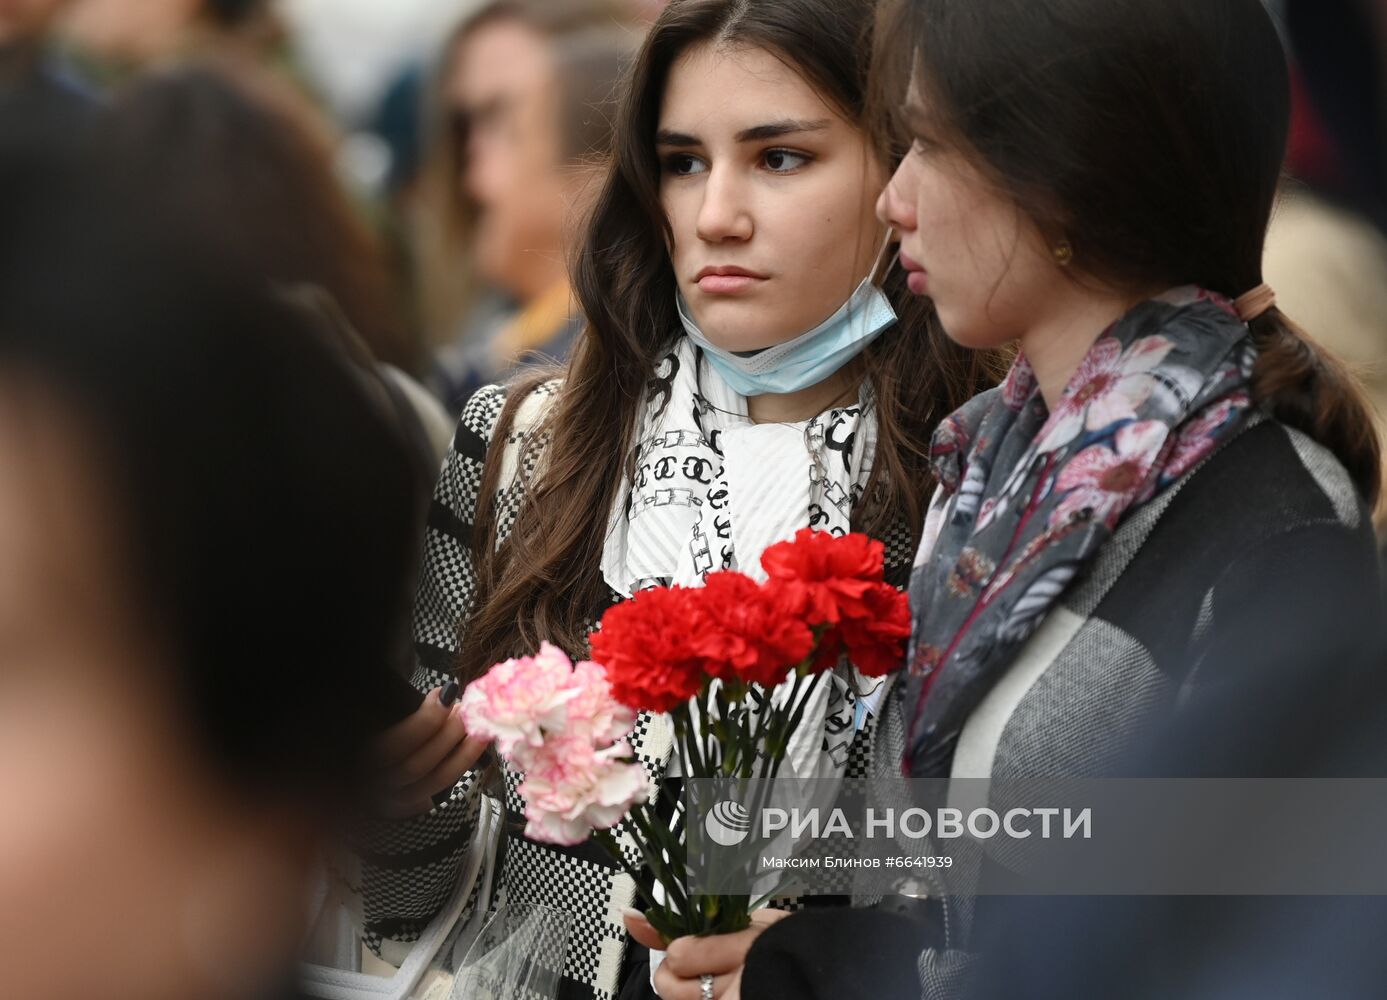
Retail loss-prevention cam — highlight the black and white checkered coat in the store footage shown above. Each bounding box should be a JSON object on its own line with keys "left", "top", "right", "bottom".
{"left": 846, "top": 416, "right": 1381, "bottom": 999}
{"left": 360, "top": 382, "right": 917, "bottom": 1000}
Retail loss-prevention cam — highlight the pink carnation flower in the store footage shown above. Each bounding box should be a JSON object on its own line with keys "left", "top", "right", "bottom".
{"left": 458, "top": 641, "right": 580, "bottom": 758}
{"left": 518, "top": 739, "right": 648, "bottom": 846}
{"left": 565, "top": 659, "right": 638, "bottom": 747}
{"left": 463, "top": 643, "right": 644, "bottom": 844}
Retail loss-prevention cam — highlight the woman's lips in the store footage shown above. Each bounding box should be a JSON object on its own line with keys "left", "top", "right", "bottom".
{"left": 697, "top": 274, "right": 765, "bottom": 294}
{"left": 695, "top": 267, "right": 769, "bottom": 295}
{"left": 899, "top": 250, "right": 928, "bottom": 295}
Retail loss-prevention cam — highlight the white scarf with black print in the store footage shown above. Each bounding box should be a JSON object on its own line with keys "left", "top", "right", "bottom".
{"left": 601, "top": 335, "right": 877, "bottom": 592}
{"left": 601, "top": 334, "right": 884, "bottom": 786}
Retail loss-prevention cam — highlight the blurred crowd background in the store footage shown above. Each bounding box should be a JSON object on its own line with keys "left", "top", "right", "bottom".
{"left": 2, "top": 0, "right": 664, "bottom": 425}
{"left": 2, "top": 0, "right": 1383, "bottom": 439}
{"left": 0, "top": 2, "right": 1384, "bottom": 999}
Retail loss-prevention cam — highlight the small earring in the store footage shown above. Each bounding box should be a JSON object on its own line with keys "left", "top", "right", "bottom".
{"left": 1053, "top": 240, "right": 1074, "bottom": 267}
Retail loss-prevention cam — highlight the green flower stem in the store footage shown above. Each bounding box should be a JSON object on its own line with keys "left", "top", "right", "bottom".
{"left": 690, "top": 895, "right": 751, "bottom": 936}
{"left": 658, "top": 788, "right": 687, "bottom": 854}
{"left": 781, "top": 671, "right": 824, "bottom": 758}
{"left": 703, "top": 683, "right": 718, "bottom": 774}
{"left": 743, "top": 693, "right": 764, "bottom": 778}
{"left": 759, "top": 672, "right": 808, "bottom": 780}
{"left": 698, "top": 684, "right": 712, "bottom": 775}
{"left": 674, "top": 704, "right": 704, "bottom": 779}
{"left": 657, "top": 777, "right": 684, "bottom": 833}
{"left": 753, "top": 670, "right": 821, "bottom": 795}
{"left": 591, "top": 829, "right": 681, "bottom": 940}
{"left": 607, "top": 627, "right": 849, "bottom": 940}
{"left": 625, "top": 803, "right": 689, "bottom": 916}
{"left": 615, "top": 811, "right": 697, "bottom": 938}
{"left": 748, "top": 886, "right": 781, "bottom": 911}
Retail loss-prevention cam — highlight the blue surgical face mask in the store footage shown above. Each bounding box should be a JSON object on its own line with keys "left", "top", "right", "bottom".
{"left": 676, "top": 229, "right": 899, "bottom": 397}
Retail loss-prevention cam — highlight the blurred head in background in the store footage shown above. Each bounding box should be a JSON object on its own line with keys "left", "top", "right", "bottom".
{"left": 416, "top": 0, "right": 640, "bottom": 411}
{"left": 0, "top": 0, "right": 95, "bottom": 127}
{"left": 0, "top": 99, "right": 421, "bottom": 1000}
{"left": 445, "top": 0, "right": 635, "bottom": 301}
{"left": 59, "top": 0, "right": 274, "bottom": 67}
{"left": 0, "top": 0, "right": 69, "bottom": 48}
{"left": 98, "top": 64, "right": 412, "bottom": 369}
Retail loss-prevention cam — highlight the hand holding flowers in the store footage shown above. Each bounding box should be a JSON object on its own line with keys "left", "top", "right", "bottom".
{"left": 458, "top": 529, "right": 911, "bottom": 939}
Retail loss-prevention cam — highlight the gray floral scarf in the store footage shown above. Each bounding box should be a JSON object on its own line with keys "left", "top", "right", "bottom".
{"left": 902, "top": 287, "right": 1258, "bottom": 776}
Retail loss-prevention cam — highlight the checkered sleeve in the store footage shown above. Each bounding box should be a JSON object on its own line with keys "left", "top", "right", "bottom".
{"left": 359, "top": 384, "right": 508, "bottom": 962}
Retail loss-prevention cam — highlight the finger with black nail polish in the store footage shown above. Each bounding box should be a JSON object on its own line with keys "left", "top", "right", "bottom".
{"left": 440, "top": 679, "right": 459, "bottom": 706}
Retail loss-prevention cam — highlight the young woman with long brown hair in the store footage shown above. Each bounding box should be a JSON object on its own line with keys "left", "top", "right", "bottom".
{"left": 673, "top": 1, "right": 1384, "bottom": 997}
{"left": 361, "top": 2, "right": 995, "bottom": 997}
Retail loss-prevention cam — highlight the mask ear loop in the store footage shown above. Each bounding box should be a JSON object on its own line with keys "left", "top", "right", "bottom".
{"left": 870, "top": 226, "right": 899, "bottom": 286}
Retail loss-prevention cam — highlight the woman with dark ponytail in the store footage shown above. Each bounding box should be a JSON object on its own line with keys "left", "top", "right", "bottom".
{"left": 710, "top": 1, "right": 1385, "bottom": 996}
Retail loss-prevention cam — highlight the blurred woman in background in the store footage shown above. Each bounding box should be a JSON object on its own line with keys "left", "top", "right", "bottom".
{"left": 415, "top": 0, "right": 643, "bottom": 413}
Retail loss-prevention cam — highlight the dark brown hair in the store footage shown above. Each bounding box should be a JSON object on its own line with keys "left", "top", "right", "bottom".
{"left": 876, "top": 0, "right": 1381, "bottom": 506}
{"left": 456, "top": 0, "right": 997, "bottom": 681}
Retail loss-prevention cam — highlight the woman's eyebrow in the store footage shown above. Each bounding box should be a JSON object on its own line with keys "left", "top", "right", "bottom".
{"left": 654, "top": 118, "right": 833, "bottom": 148}
{"left": 655, "top": 128, "right": 701, "bottom": 147}
{"left": 735, "top": 118, "right": 832, "bottom": 142}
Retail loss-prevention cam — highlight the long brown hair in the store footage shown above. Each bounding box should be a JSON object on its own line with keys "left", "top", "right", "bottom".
{"left": 876, "top": 0, "right": 1381, "bottom": 507}
{"left": 454, "top": 0, "right": 996, "bottom": 683}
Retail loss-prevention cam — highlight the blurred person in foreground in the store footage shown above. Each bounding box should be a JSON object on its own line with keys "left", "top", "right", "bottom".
{"left": 0, "top": 99, "right": 422, "bottom": 1000}
{"left": 418, "top": 0, "right": 641, "bottom": 414}
{"left": 1265, "top": 0, "right": 1387, "bottom": 531}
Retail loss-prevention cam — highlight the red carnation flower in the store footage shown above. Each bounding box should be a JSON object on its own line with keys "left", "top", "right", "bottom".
{"left": 761, "top": 529, "right": 909, "bottom": 676}
{"left": 589, "top": 587, "right": 711, "bottom": 713}
{"left": 838, "top": 582, "right": 912, "bottom": 676}
{"left": 697, "top": 572, "right": 815, "bottom": 688}
{"left": 761, "top": 528, "right": 887, "bottom": 626}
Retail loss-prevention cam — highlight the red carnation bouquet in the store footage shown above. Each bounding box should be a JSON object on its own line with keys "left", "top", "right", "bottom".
{"left": 460, "top": 529, "right": 911, "bottom": 939}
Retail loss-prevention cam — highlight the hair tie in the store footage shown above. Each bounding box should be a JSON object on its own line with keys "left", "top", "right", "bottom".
{"left": 1233, "top": 284, "right": 1277, "bottom": 323}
